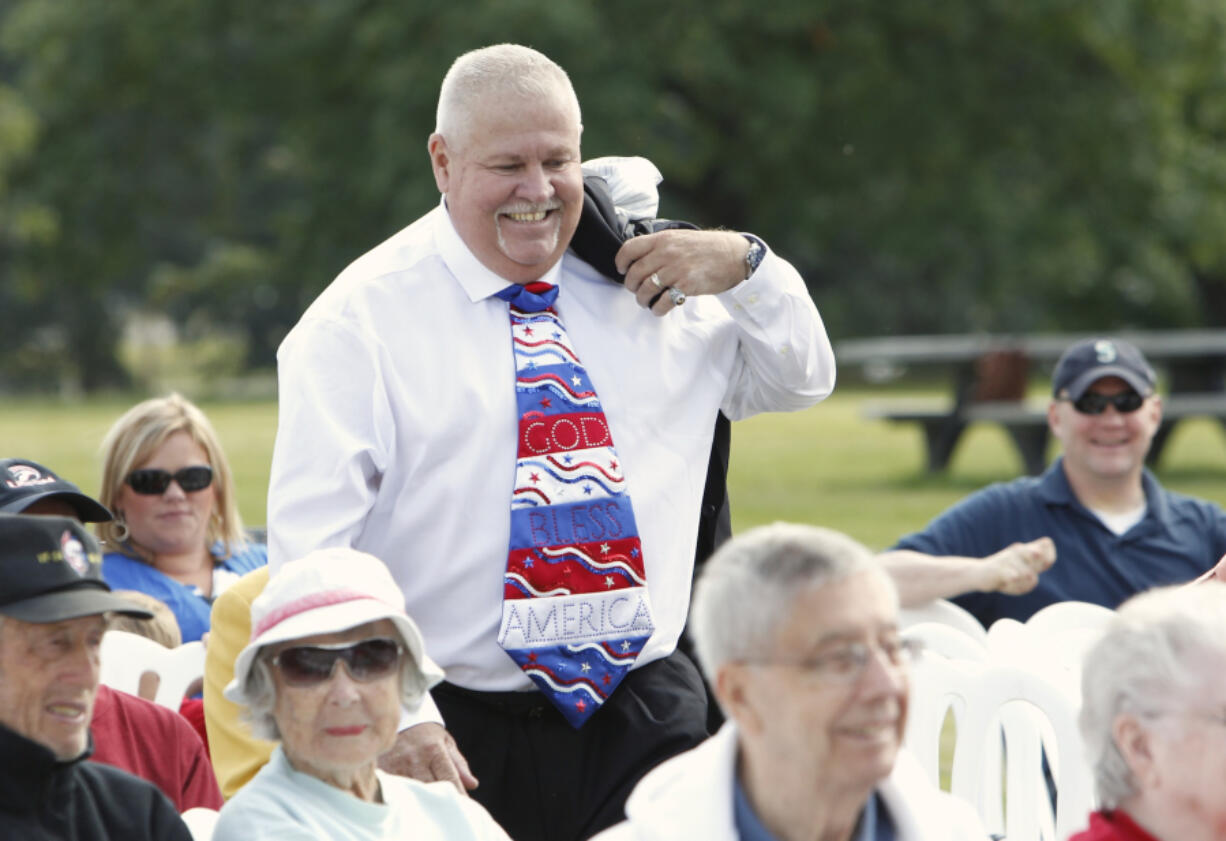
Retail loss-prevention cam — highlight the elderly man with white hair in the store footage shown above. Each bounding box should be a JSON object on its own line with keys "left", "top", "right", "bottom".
{"left": 594, "top": 522, "right": 988, "bottom": 841}
{"left": 1068, "top": 581, "right": 1226, "bottom": 841}
{"left": 0, "top": 513, "right": 192, "bottom": 840}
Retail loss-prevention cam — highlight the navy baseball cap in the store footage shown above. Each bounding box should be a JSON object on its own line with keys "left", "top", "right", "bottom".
{"left": 0, "top": 458, "right": 113, "bottom": 523}
{"left": 1051, "top": 338, "right": 1157, "bottom": 400}
{"left": 0, "top": 513, "right": 151, "bottom": 623}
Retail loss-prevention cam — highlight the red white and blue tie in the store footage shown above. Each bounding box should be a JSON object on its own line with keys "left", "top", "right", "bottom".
{"left": 495, "top": 281, "right": 654, "bottom": 728}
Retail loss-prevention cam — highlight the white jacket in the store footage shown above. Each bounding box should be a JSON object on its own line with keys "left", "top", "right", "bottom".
{"left": 591, "top": 724, "right": 988, "bottom": 841}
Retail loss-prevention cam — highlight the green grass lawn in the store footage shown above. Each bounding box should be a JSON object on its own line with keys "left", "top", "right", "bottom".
{"left": 5, "top": 388, "right": 1226, "bottom": 549}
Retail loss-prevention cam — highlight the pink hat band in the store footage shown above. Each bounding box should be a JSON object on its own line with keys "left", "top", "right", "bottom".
{"left": 252, "top": 589, "right": 395, "bottom": 640}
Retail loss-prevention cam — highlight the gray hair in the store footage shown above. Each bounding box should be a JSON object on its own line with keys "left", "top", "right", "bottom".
{"left": 239, "top": 634, "right": 426, "bottom": 742}
{"left": 1079, "top": 582, "right": 1226, "bottom": 808}
{"left": 689, "top": 522, "right": 893, "bottom": 680}
{"left": 435, "top": 43, "right": 582, "bottom": 151}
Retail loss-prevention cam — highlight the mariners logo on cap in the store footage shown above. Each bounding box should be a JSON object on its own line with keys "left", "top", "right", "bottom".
{"left": 5, "top": 463, "right": 56, "bottom": 489}
{"left": 1094, "top": 340, "right": 1118, "bottom": 364}
{"left": 60, "top": 530, "right": 91, "bottom": 576}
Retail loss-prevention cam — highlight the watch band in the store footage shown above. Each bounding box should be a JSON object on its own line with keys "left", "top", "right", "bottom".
{"left": 743, "top": 235, "right": 766, "bottom": 280}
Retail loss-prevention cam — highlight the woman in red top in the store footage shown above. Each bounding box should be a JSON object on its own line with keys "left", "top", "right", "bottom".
{"left": 1069, "top": 582, "right": 1226, "bottom": 841}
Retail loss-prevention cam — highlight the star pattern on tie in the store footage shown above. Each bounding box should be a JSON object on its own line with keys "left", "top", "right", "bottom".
{"left": 500, "top": 281, "right": 652, "bottom": 729}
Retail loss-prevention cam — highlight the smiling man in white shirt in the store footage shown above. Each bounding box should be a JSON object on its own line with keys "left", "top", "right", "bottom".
{"left": 266, "top": 43, "right": 834, "bottom": 841}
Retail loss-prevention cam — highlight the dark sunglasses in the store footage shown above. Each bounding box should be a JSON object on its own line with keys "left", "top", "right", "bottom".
{"left": 1068, "top": 391, "right": 1146, "bottom": 415}
{"left": 271, "top": 637, "right": 403, "bottom": 687}
{"left": 125, "top": 465, "right": 214, "bottom": 495}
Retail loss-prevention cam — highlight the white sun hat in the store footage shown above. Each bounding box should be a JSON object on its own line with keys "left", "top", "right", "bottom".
{"left": 225, "top": 547, "right": 444, "bottom": 710}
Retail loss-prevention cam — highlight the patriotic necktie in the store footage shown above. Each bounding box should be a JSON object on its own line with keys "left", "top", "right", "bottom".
{"left": 495, "top": 281, "right": 654, "bottom": 728}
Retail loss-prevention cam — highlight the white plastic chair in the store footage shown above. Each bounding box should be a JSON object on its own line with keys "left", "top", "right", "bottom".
{"left": 899, "top": 598, "right": 988, "bottom": 644}
{"left": 903, "top": 621, "right": 988, "bottom": 662}
{"left": 988, "top": 615, "right": 1105, "bottom": 701}
{"left": 1024, "top": 600, "right": 1115, "bottom": 635}
{"left": 901, "top": 635, "right": 986, "bottom": 790}
{"left": 100, "top": 631, "right": 206, "bottom": 709}
{"left": 909, "top": 652, "right": 1095, "bottom": 841}
{"left": 180, "top": 807, "right": 219, "bottom": 841}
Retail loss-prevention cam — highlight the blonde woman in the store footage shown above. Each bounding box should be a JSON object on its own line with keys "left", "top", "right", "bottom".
{"left": 98, "top": 393, "right": 266, "bottom": 642}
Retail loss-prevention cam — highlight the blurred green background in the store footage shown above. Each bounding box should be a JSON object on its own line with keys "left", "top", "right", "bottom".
{"left": 5, "top": 1, "right": 1226, "bottom": 395}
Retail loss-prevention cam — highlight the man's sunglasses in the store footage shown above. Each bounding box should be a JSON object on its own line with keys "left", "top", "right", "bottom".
{"left": 125, "top": 465, "right": 214, "bottom": 495}
{"left": 1067, "top": 391, "right": 1146, "bottom": 415}
{"left": 271, "top": 637, "right": 403, "bottom": 687}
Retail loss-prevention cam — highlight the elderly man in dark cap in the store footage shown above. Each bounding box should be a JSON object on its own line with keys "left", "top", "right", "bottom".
{"left": 881, "top": 337, "right": 1226, "bottom": 627}
{"left": 0, "top": 457, "right": 224, "bottom": 812}
{"left": 0, "top": 512, "right": 191, "bottom": 840}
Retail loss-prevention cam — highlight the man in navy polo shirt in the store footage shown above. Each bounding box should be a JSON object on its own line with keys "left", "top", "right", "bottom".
{"left": 880, "top": 337, "right": 1226, "bottom": 628}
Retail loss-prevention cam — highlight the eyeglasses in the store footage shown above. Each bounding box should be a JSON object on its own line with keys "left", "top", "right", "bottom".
{"left": 125, "top": 465, "right": 214, "bottom": 495}
{"left": 747, "top": 637, "right": 923, "bottom": 684}
{"left": 1066, "top": 391, "right": 1146, "bottom": 415}
{"left": 271, "top": 637, "right": 403, "bottom": 687}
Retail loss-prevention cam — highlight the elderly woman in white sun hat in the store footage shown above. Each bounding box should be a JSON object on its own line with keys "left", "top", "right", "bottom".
{"left": 213, "top": 547, "right": 511, "bottom": 841}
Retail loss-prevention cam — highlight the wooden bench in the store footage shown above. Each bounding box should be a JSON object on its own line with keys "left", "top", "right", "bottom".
{"left": 866, "top": 394, "right": 1226, "bottom": 474}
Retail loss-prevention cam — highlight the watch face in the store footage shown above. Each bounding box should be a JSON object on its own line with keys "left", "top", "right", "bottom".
{"left": 745, "top": 239, "right": 765, "bottom": 277}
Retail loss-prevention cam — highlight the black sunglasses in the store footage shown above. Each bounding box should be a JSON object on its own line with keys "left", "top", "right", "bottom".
{"left": 271, "top": 637, "right": 403, "bottom": 687}
{"left": 1068, "top": 391, "right": 1146, "bottom": 415}
{"left": 125, "top": 465, "right": 214, "bottom": 495}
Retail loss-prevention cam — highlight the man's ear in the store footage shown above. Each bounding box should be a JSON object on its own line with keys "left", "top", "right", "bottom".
{"left": 1145, "top": 393, "right": 1163, "bottom": 426}
{"left": 715, "top": 663, "right": 765, "bottom": 736}
{"left": 428, "top": 133, "right": 450, "bottom": 193}
{"left": 1047, "top": 398, "right": 1065, "bottom": 440}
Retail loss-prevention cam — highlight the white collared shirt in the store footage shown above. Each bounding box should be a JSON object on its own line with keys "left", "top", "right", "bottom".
{"left": 267, "top": 199, "right": 835, "bottom": 692}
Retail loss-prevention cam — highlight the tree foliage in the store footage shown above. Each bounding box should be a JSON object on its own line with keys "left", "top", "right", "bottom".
{"left": 3, "top": 1, "right": 1226, "bottom": 390}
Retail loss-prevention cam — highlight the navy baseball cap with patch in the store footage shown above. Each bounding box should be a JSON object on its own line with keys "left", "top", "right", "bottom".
{"left": 1051, "top": 338, "right": 1157, "bottom": 400}
{"left": 0, "top": 458, "right": 113, "bottom": 523}
{"left": 0, "top": 513, "right": 151, "bottom": 623}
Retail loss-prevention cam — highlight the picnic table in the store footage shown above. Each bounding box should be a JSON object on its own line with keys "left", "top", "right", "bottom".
{"left": 837, "top": 329, "right": 1226, "bottom": 473}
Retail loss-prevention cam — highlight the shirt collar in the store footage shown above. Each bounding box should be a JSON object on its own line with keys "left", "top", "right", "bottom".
{"left": 732, "top": 775, "right": 781, "bottom": 841}
{"left": 433, "top": 196, "right": 565, "bottom": 303}
{"left": 733, "top": 775, "right": 893, "bottom": 841}
{"left": 1036, "top": 457, "right": 1170, "bottom": 529}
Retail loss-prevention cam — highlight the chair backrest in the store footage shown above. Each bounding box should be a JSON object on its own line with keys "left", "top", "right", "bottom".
{"left": 908, "top": 652, "right": 1095, "bottom": 841}
{"left": 899, "top": 598, "right": 988, "bottom": 642}
{"left": 987, "top": 604, "right": 1112, "bottom": 710}
{"left": 903, "top": 621, "right": 989, "bottom": 662}
{"left": 1024, "top": 600, "right": 1115, "bottom": 636}
{"left": 903, "top": 646, "right": 978, "bottom": 793}
{"left": 180, "top": 807, "right": 219, "bottom": 841}
{"left": 100, "top": 631, "right": 206, "bottom": 709}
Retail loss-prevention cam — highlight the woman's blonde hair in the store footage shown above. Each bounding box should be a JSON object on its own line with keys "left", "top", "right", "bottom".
{"left": 96, "top": 393, "right": 245, "bottom": 561}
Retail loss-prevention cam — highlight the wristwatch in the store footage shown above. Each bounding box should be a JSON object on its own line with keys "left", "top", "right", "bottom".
{"left": 743, "top": 235, "right": 765, "bottom": 280}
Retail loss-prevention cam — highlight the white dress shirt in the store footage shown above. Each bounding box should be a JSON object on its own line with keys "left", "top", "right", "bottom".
{"left": 268, "top": 199, "right": 834, "bottom": 692}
